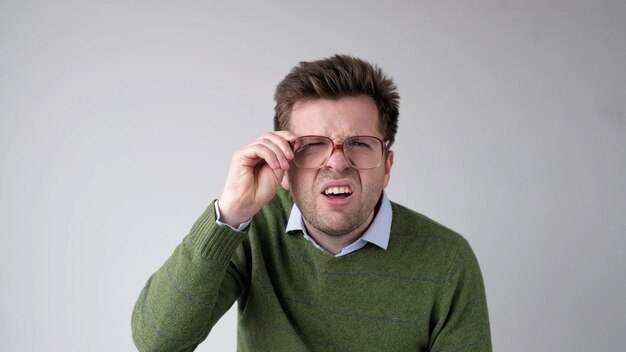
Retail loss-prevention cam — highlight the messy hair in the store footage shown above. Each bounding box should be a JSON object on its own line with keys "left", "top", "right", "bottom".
{"left": 273, "top": 54, "right": 400, "bottom": 147}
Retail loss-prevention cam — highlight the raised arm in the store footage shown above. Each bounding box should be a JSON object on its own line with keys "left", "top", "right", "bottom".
{"left": 131, "top": 131, "right": 295, "bottom": 351}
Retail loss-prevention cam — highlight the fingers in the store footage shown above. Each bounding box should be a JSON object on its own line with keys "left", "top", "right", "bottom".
{"left": 258, "top": 131, "right": 296, "bottom": 160}
{"left": 244, "top": 143, "right": 286, "bottom": 171}
{"left": 238, "top": 131, "right": 296, "bottom": 170}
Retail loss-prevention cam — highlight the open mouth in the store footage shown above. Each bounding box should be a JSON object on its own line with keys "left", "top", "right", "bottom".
{"left": 322, "top": 186, "right": 353, "bottom": 198}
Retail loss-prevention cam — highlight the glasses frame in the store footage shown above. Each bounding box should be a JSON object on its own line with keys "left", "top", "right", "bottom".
{"left": 289, "top": 135, "right": 389, "bottom": 170}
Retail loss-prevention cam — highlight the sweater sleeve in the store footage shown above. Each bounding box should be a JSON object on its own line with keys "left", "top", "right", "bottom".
{"left": 131, "top": 201, "right": 249, "bottom": 352}
{"left": 429, "top": 238, "right": 492, "bottom": 352}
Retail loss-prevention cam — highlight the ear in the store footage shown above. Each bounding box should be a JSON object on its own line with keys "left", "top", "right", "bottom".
{"left": 382, "top": 150, "right": 394, "bottom": 188}
{"left": 281, "top": 171, "right": 291, "bottom": 191}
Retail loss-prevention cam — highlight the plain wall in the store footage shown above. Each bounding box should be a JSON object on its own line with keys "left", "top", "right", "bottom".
{"left": 1, "top": 0, "right": 624, "bottom": 351}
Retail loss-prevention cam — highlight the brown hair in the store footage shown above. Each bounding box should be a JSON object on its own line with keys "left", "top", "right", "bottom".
{"left": 273, "top": 54, "right": 400, "bottom": 147}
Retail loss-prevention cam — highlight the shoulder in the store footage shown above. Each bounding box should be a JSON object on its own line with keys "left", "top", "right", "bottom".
{"left": 259, "top": 188, "right": 293, "bottom": 217}
{"left": 388, "top": 201, "right": 474, "bottom": 275}
{"left": 390, "top": 201, "right": 465, "bottom": 243}
{"left": 250, "top": 188, "right": 293, "bottom": 233}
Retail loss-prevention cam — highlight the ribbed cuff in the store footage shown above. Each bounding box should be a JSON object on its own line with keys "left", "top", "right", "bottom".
{"left": 187, "top": 201, "right": 249, "bottom": 263}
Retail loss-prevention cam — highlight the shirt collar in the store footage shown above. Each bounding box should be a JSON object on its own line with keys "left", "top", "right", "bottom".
{"left": 285, "top": 191, "right": 392, "bottom": 250}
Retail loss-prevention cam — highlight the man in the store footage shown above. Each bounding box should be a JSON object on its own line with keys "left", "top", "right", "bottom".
{"left": 132, "top": 55, "right": 492, "bottom": 351}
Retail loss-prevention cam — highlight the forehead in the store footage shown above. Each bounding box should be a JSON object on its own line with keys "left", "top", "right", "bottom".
{"left": 289, "top": 95, "right": 383, "bottom": 139}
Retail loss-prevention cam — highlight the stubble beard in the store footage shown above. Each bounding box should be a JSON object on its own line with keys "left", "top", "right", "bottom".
{"left": 300, "top": 200, "right": 375, "bottom": 238}
{"left": 291, "top": 170, "right": 383, "bottom": 238}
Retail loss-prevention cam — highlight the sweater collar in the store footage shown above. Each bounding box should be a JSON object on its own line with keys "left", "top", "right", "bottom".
{"left": 285, "top": 191, "right": 392, "bottom": 251}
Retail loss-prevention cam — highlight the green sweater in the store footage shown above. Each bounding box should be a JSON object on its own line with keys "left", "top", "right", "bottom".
{"left": 132, "top": 190, "right": 491, "bottom": 351}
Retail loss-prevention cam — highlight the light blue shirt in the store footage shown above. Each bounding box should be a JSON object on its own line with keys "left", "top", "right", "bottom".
{"left": 285, "top": 191, "right": 393, "bottom": 257}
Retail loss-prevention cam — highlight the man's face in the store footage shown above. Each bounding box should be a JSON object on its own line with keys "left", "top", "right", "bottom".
{"left": 281, "top": 95, "right": 394, "bottom": 237}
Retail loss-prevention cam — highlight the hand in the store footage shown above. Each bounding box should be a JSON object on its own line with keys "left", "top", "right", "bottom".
{"left": 218, "top": 131, "right": 296, "bottom": 227}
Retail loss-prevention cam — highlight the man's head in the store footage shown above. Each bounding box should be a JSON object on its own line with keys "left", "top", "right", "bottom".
{"left": 274, "top": 54, "right": 400, "bottom": 147}
{"left": 275, "top": 55, "right": 400, "bottom": 241}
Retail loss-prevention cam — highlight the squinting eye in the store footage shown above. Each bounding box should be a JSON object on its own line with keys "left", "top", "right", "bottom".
{"left": 348, "top": 141, "right": 366, "bottom": 146}
{"left": 296, "top": 142, "right": 325, "bottom": 153}
{"left": 346, "top": 140, "right": 373, "bottom": 149}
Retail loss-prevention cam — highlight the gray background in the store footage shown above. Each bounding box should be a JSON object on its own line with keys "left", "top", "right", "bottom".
{"left": 1, "top": 0, "right": 625, "bottom": 351}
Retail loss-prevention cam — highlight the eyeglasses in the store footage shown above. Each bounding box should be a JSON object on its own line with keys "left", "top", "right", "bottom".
{"left": 290, "top": 135, "right": 388, "bottom": 170}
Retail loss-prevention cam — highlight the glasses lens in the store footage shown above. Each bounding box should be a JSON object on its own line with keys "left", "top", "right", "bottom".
{"left": 291, "top": 135, "right": 384, "bottom": 169}
{"left": 292, "top": 136, "right": 332, "bottom": 168}
{"left": 344, "top": 136, "right": 383, "bottom": 169}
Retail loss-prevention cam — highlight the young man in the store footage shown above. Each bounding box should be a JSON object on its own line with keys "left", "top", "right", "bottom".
{"left": 132, "top": 55, "right": 492, "bottom": 351}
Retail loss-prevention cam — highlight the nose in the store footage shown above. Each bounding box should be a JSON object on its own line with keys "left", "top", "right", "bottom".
{"left": 324, "top": 144, "right": 350, "bottom": 171}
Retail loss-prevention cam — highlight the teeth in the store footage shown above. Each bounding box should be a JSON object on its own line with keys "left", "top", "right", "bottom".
{"left": 324, "top": 186, "right": 352, "bottom": 195}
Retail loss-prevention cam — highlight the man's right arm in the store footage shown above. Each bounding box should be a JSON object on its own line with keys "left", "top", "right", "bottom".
{"left": 131, "top": 201, "right": 248, "bottom": 351}
{"left": 131, "top": 131, "right": 295, "bottom": 351}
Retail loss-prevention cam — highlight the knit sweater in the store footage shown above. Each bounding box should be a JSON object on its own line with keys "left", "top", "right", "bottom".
{"left": 132, "top": 189, "right": 491, "bottom": 351}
